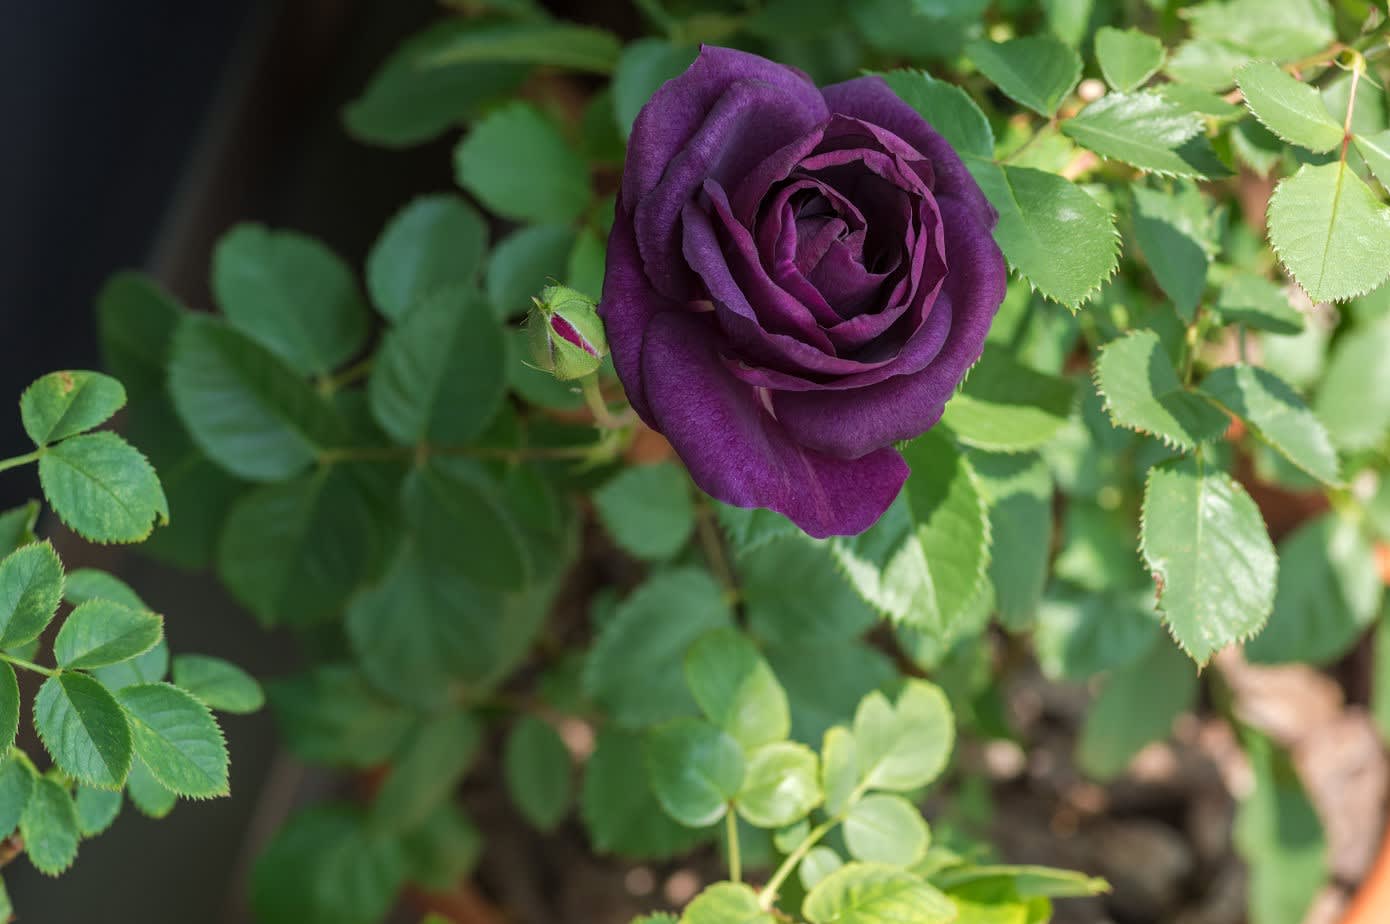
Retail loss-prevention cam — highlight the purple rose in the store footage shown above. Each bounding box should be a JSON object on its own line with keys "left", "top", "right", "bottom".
{"left": 600, "top": 47, "right": 1006, "bottom": 538}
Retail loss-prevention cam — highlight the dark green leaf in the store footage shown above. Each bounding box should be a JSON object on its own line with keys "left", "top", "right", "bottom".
{"left": 1094, "top": 329, "right": 1229, "bottom": 450}
{"left": 593, "top": 462, "right": 695, "bottom": 561}
{"left": 879, "top": 69, "right": 993, "bottom": 158}
{"left": 1034, "top": 585, "right": 1161, "bottom": 681}
{"left": 0, "top": 541, "right": 63, "bottom": 648}
{"left": 125, "top": 759, "right": 177, "bottom": 818}
{"left": 768, "top": 641, "right": 896, "bottom": 747}
{"left": 741, "top": 538, "right": 875, "bottom": 646}
{"left": 685, "top": 628, "right": 789, "bottom": 750}
{"left": 966, "top": 36, "right": 1082, "bottom": 117}
{"left": 1062, "top": 92, "right": 1210, "bottom": 177}
{"left": 644, "top": 718, "right": 744, "bottom": 827}
{"left": 0, "top": 665, "right": 15, "bottom": 756}
{"left": 75, "top": 786, "right": 122, "bottom": 837}
{"left": 1313, "top": 318, "right": 1390, "bottom": 450}
{"left": 940, "top": 346, "right": 1076, "bottom": 452}
{"left": 1200, "top": 364, "right": 1340, "bottom": 485}
{"left": 96, "top": 271, "right": 183, "bottom": 402}
{"left": 399, "top": 802, "right": 481, "bottom": 891}
{"left": 0, "top": 501, "right": 39, "bottom": 557}
{"left": 92, "top": 642, "right": 169, "bottom": 693}
{"left": 972, "top": 452, "right": 1053, "bottom": 630}
{"left": 20, "top": 777, "right": 80, "bottom": 876}
{"left": 367, "top": 194, "right": 488, "bottom": 322}
{"left": 486, "top": 224, "right": 577, "bottom": 320}
{"left": 34, "top": 672, "right": 133, "bottom": 789}
{"left": 611, "top": 39, "right": 698, "bottom": 138}
{"left": 1235, "top": 60, "right": 1344, "bottom": 152}
{"left": 580, "top": 727, "right": 712, "bottom": 860}
{"left": 454, "top": 103, "right": 591, "bottom": 224}
{"left": 420, "top": 20, "right": 621, "bottom": 73}
{"left": 0, "top": 756, "right": 32, "bottom": 839}
{"left": 1129, "top": 181, "right": 1214, "bottom": 321}
{"left": 39, "top": 433, "right": 168, "bottom": 544}
{"left": 371, "top": 712, "right": 479, "bottom": 835}
{"left": 172, "top": 655, "right": 264, "bottom": 714}
{"left": 20, "top": 371, "right": 126, "bottom": 447}
{"left": 504, "top": 716, "right": 572, "bottom": 831}
{"left": 268, "top": 665, "right": 410, "bottom": 768}
{"left": 1215, "top": 273, "right": 1305, "bottom": 334}
{"left": 1077, "top": 638, "right": 1197, "bottom": 778}
{"left": 404, "top": 459, "right": 530, "bottom": 590}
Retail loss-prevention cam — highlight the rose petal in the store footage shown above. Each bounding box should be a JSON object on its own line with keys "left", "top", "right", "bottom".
{"left": 642, "top": 310, "right": 908, "bottom": 537}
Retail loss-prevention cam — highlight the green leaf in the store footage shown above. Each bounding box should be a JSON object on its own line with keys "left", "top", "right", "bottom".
{"left": 932, "top": 864, "right": 1110, "bottom": 898}
{"left": 803, "top": 862, "right": 956, "bottom": 924}
{"left": 802, "top": 846, "right": 846, "bottom": 892}
{"left": 39, "top": 432, "right": 169, "bottom": 544}
{"left": 370, "top": 712, "right": 479, "bottom": 835}
{"left": 342, "top": 20, "right": 529, "bottom": 148}
{"left": 972, "top": 452, "right": 1053, "bottom": 630}
{"left": 252, "top": 805, "right": 407, "bottom": 924}
{"left": 218, "top": 466, "right": 387, "bottom": 628}
{"left": 612, "top": 39, "right": 698, "bottom": 139}
{"left": 419, "top": 20, "right": 621, "bottom": 73}
{"left": 96, "top": 271, "right": 182, "bottom": 403}
{"left": 0, "top": 541, "right": 63, "bottom": 648}
{"left": 716, "top": 503, "right": 801, "bottom": 556}
{"left": 404, "top": 460, "right": 530, "bottom": 590}
{"left": 0, "top": 501, "right": 39, "bottom": 557}
{"left": 169, "top": 315, "right": 342, "bottom": 481}
{"left": 1094, "top": 329, "right": 1228, "bottom": 450}
{"left": 268, "top": 665, "right": 410, "bottom": 769}
{"left": 735, "top": 741, "right": 821, "bottom": 828}
{"left": 1061, "top": 92, "right": 1210, "bottom": 177}
{"left": 172, "top": 654, "right": 264, "bottom": 714}
{"left": 0, "top": 756, "right": 32, "bottom": 839}
{"left": 1140, "top": 456, "right": 1278, "bottom": 664}
{"left": 879, "top": 69, "right": 993, "bottom": 159}
{"left": 581, "top": 727, "right": 712, "bottom": 860}
{"left": 1200, "top": 364, "right": 1339, "bottom": 485}
{"left": 504, "top": 716, "right": 572, "bottom": 831}
{"left": 53, "top": 599, "right": 162, "bottom": 670}
{"left": 1215, "top": 272, "right": 1304, "bottom": 334}
{"left": 593, "top": 462, "right": 695, "bottom": 561}
{"left": 583, "top": 569, "right": 732, "bottom": 728}
{"left": 821, "top": 726, "right": 858, "bottom": 818}
{"left": 0, "top": 665, "right": 15, "bottom": 756}
{"left": 768, "top": 642, "right": 896, "bottom": 747}
{"left": 844, "top": 794, "right": 930, "bottom": 866}
{"left": 367, "top": 286, "right": 507, "bottom": 447}
{"left": 645, "top": 718, "right": 745, "bottom": 827}
{"left": 685, "top": 628, "right": 790, "bottom": 751}
{"left": 399, "top": 802, "right": 481, "bottom": 891}
{"left": 367, "top": 194, "right": 488, "bottom": 322}
{"left": 20, "top": 371, "right": 126, "bottom": 446}
{"left": 1185, "top": 0, "right": 1333, "bottom": 62}
{"left": 75, "top": 786, "right": 122, "bottom": 837}
{"left": 1313, "top": 318, "right": 1390, "bottom": 450}
{"left": 964, "top": 160, "right": 1118, "bottom": 310}
{"left": 741, "top": 538, "right": 874, "bottom": 646}
{"left": 681, "top": 882, "right": 775, "bottom": 924}
{"left": 853, "top": 680, "right": 954, "bottom": 792}
{"left": 1355, "top": 129, "right": 1390, "bottom": 188}
{"left": 125, "top": 758, "right": 177, "bottom": 818}
{"left": 1267, "top": 161, "right": 1390, "bottom": 303}
{"left": 454, "top": 103, "right": 591, "bottom": 224}
{"left": 1234, "top": 733, "right": 1327, "bottom": 924}
{"left": 1235, "top": 60, "right": 1344, "bottom": 152}
{"left": 1246, "top": 514, "right": 1382, "bottom": 665}
{"left": 1095, "top": 27, "right": 1164, "bottom": 93}
{"left": 1034, "top": 585, "right": 1160, "bottom": 681}
{"left": 20, "top": 777, "right": 80, "bottom": 876}
{"left": 34, "top": 672, "right": 133, "bottom": 789}
{"left": 1129, "top": 181, "right": 1215, "bottom": 321}
{"left": 1077, "top": 638, "right": 1197, "bottom": 779}
{"left": 831, "top": 432, "right": 990, "bottom": 639}
{"left": 940, "top": 346, "right": 1076, "bottom": 452}
{"left": 212, "top": 224, "right": 368, "bottom": 376}
{"left": 486, "top": 224, "right": 577, "bottom": 320}
{"left": 63, "top": 568, "right": 145, "bottom": 609}
{"left": 116, "top": 682, "right": 228, "bottom": 798}
{"left": 966, "top": 36, "right": 1081, "bottom": 117}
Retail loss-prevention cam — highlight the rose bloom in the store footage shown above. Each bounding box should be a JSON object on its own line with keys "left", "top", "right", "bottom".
{"left": 600, "top": 47, "right": 1006, "bottom": 538}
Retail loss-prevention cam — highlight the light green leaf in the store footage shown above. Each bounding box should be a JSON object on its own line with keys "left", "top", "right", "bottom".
{"left": 116, "top": 682, "right": 228, "bottom": 798}
{"left": 20, "top": 371, "right": 126, "bottom": 446}
{"left": 645, "top": 718, "right": 744, "bottom": 828}
{"left": 736, "top": 741, "right": 821, "bottom": 828}
{"left": 593, "top": 462, "right": 695, "bottom": 561}
{"left": 1313, "top": 318, "right": 1390, "bottom": 450}
{"left": 821, "top": 726, "right": 858, "bottom": 818}
{"left": 125, "top": 758, "right": 177, "bottom": 818}
{"left": 0, "top": 665, "right": 15, "bottom": 755}
{"left": 803, "top": 862, "right": 956, "bottom": 924}
{"left": 268, "top": 665, "right": 410, "bottom": 769}
{"left": 172, "top": 655, "right": 264, "bottom": 714}
{"left": 681, "top": 882, "right": 775, "bottom": 924}
{"left": 685, "top": 628, "right": 790, "bottom": 751}
{"left": 940, "top": 345, "right": 1076, "bottom": 452}
{"left": 932, "top": 864, "right": 1110, "bottom": 898}
{"left": 169, "top": 315, "right": 342, "bottom": 481}
{"left": 486, "top": 224, "right": 577, "bottom": 320}
{"left": 1140, "top": 456, "right": 1278, "bottom": 664}
{"left": 853, "top": 680, "right": 954, "bottom": 792}
{"left": 844, "top": 794, "right": 930, "bottom": 866}
{"left": 1246, "top": 514, "right": 1382, "bottom": 666}
{"left": 367, "top": 194, "right": 488, "bottom": 322}
{"left": 583, "top": 569, "right": 732, "bottom": 728}
{"left": 20, "top": 777, "right": 80, "bottom": 876}
{"left": 1077, "top": 638, "right": 1197, "bottom": 779}
{"left": 1185, "top": 0, "right": 1333, "bottom": 62}
{"left": 1267, "top": 161, "right": 1390, "bottom": 303}
{"left": 370, "top": 712, "right": 479, "bottom": 835}
{"left": 404, "top": 460, "right": 530, "bottom": 591}
{"left": 1166, "top": 38, "right": 1253, "bottom": 92}
{"left": 801, "top": 846, "right": 846, "bottom": 892}
{"left": 1200, "top": 364, "right": 1339, "bottom": 485}
{"left": 0, "top": 755, "right": 33, "bottom": 838}
{"left": 367, "top": 286, "right": 507, "bottom": 447}
{"left": 831, "top": 432, "right": 990, "bottom": 640}
{"left": 1095, "top": 27, "right": 1164, "bottom": 92}
{"left": 34, "top": 672, "right": 133, "bottom": 789}
{"left": 580, "top": 727, "right": 712, "bottom": 860}
{"left": 1129, "top": 181, "right": 1215, "bottom": 321}
{"left": 879, "top": 69, "right": 993, "bottom": 158}
{"left": 212, "top": 224, "right": 368, "bottom": 376}
{"left": 0, "top": 541, "right": 63, "bottom": 648}
{"left": 741, "top": 538, "right": 874, "bottom": 646}
{"left": 92, "top": 641, "right": 169, "bottom": 693}
{"left": 612, "top": 39, "right": 698, "bottom": 138}
{"left": 1355, "top": 129, "right": 1390, "bottom": 188}
{"left": 972, "top": 452, "right": 1053, "bottom": 630}
{"left": 1234, "top": 733, "right": 1326, "bottom": 924}
{"left": 420, "top": 20, "right": 621, "bottom": 73}
{"left": 39, "top": 433, "right": 169, "bottom": 544}
{"left": 75, "top": 786, "right": 122, "bottom": 837}
{"left": 53, "top": 599, "right": 162, "bottom": 670}
{"left": 964, "top": 159, "right": 1118, "bottom": 310}
{"left": 1215, "top": 273, "right": 1304, "bottom": 334}
{"left": 1061, "top": 92, "right": 1210, "bottom": 177}
{"left": 768, "top": 642, "right": 897, "bottom": 747}
{"left": 454, "top": 103, "right": 591, "bottom": 224}
{"left": 966, "top": 36, "right": 1082, "bottom": 117}
{"left": 1094, "top": 329, "right": 1228, "bottom": 450}
{"left": 504, "top": 716, "right": 572, "bottom": 832}
{"left": 1235, "top": 60, "right": 1344, "bottom": 152}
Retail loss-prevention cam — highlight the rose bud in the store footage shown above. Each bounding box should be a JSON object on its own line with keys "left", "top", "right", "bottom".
{"left": 527, "top": 284, "right": 609, "bottom": 381}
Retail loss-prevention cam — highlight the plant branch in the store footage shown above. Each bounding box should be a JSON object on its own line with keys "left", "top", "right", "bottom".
{"left": 695, "top": 499, "right": 738, "bottom": 604}
{"left": 0, "top": 653, "right": 55, "bottom": 677}
{"left": 0, "top": 449, "right": 42, "bottom": 474}
{"left": 726, "top": 809, "right": 742, "bottom": 884}
{"left": 580, "top": 375, "right": 637, "bottom": 430}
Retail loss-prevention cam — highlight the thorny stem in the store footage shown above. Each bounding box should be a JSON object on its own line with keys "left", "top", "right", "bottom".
{"left": 0, "top": 450, "right": 42, "bottom": 474}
